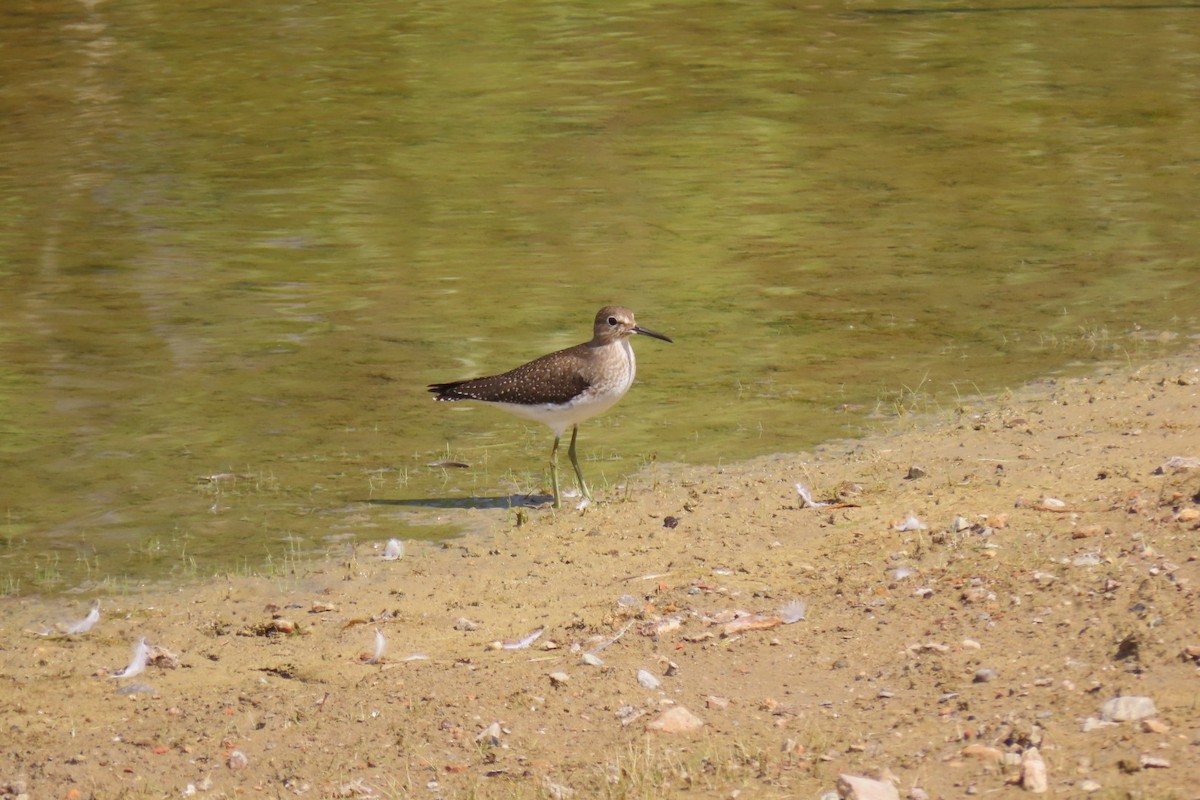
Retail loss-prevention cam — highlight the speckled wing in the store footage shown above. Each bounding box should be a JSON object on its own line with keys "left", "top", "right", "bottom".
{"left": 428, "top": 345, "right": 592, "bottom": 406}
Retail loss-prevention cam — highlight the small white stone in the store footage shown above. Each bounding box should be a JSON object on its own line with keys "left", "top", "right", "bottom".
{"left": 636, "top": 668, "right": 662, "bottom": 690}
{"left": 1080, "top": 717, "right": 1116, "bottom": 733}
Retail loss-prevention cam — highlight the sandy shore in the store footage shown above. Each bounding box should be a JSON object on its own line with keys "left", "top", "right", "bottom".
{"left": 3, "top": 346, "right": 1199, "bottom": 799}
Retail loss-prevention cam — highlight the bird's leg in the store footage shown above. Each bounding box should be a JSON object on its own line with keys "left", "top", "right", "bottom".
{"left": 549, "top": 433, "right": 562, "bottom": 509}
{"left": 568, "top": 424, "right": 593, "bottom": 503}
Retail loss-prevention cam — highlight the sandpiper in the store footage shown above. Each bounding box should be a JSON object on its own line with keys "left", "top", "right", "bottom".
{"left": 428, "top": 305, "right": 672, "bottom": 508}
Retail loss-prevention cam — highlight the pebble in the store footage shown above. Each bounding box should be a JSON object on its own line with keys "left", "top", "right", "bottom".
{"left": 1160, "top": 455, "right": 1200, "bottom": 472}
{"left": 579, "top": 653, "right": 604, "bottom": 667}
{"left": 1078, "top": 779, "right": 1101, "bottom": 793}
{"left": 837, "top": 773, "right": 899, "bottom": 800}
{"left": 1021, "top": 747, "right": 1048, "bottom": 793}
{"left": 636, "top": 669, "right": 662, "bottom": 690}
{"left": 645, "top": 706, "right": 704, "bottom": 734}
{"left": 616, "top": 705, "right": 646, "bottom": 726}
{"left": 960, "top": 587, "right": 993, "bottom": 604}
{"left": 973, "top": 667, "right": 999, "bottom": 683}
{"left": 1139, "top": 754, "right": 1170, "bottom": 769}
{"left": 1099, "top": 695, "right": 1157, "bottom": 722}
{"left": 640, "top": 616, "right": 682, "bottom": 637}
{"left": 548, "top": 672, "right": 570, "bottom": 688}
{"left": 1080, "top": 717, "right": 1117, "bottom": 733}
{"left": 543, "top": 779, "right": 575, "bottom": 800}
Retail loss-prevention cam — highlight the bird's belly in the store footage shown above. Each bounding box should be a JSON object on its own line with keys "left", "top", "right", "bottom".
{"left": 492, "top": 385, "right": 627, "bottom": 434}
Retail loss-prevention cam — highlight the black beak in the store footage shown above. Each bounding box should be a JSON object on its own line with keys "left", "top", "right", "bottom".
{"left": 633, "top": 325, "right": 673, "bottom": 343}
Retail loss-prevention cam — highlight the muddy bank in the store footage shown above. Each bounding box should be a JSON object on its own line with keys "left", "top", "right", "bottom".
{"left": 3, "top": 348, "right": 1199, "bottom": 799}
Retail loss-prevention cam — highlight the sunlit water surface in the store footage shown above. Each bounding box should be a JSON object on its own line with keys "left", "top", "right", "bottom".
{"left": 2, "top": 0, "right": 1199, "bottom": 592}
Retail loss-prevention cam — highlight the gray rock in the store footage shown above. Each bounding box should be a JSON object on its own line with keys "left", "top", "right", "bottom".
{"left": 973, "top": 667, "right": 999, "bottom": 683}
{"left": 1099, "top": 695, "right": 1157, "bottom": 722}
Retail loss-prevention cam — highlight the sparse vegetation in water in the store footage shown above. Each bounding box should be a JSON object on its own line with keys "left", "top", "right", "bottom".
{"left": 31, "top": 553, "right": 64, "bottom": 591}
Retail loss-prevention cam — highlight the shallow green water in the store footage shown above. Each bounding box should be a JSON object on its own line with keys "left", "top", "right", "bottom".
{"left": 2, "top": 0, "right": 1198, "bottom": 593}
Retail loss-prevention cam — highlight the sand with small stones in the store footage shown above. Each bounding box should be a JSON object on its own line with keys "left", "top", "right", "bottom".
{"left": 3, "top": 347, "right": 1199, "bottom": 799}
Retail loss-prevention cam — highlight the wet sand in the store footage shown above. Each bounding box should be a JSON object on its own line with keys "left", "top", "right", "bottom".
{"left": 3, "top": 346, "right": 1199, "bottom": 799}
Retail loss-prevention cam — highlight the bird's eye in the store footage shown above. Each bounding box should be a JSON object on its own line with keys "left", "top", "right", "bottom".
{"left": 607, "top": 316, "right": 618, "bottom": 326}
